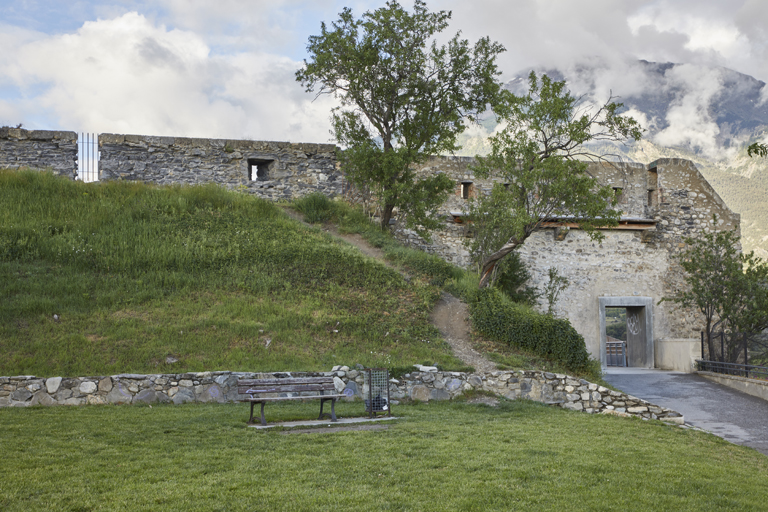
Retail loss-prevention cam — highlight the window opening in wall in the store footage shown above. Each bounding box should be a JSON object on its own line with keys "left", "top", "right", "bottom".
{"left": 647, "top": 167, "right": 658, "bottom": 188}
{"left": 648, "top": 189, "right": 658, "bottom": 207}
{"left": 248, "top": 159, "right": 273, "bottom": 181}
{"left": 612, "top": 187, "right": 624, "bottom": 204}
{"left": 461, "top": 181, "right": 473, "bottom": 200}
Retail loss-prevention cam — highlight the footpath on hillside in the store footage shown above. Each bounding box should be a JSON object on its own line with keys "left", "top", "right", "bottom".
{"left": 283, "top": 207, "right": 497, "bottom": 373}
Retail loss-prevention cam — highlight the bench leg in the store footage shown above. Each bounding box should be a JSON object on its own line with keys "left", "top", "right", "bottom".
{"left": 260, "top": 402, "right": 267, "bottom": 426}
{"left": 249, "top": 402, "right": 255, "bottom": 424}
{"left": 318, "top": 398, "right": 338, "bottom": 422}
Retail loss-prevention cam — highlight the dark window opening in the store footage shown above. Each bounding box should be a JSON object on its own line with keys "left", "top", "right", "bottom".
{"left": 248, "top": 159, "right": 273, "bottom": 181}
{"left": 613, "top": 187, "right": 624, "bottom": 204}
{"left": 648, "top": 189, "right": 658, "bottom": 207}
{"left": 461, "top": 181, "right": 473, "bottom": 200}
{"left": 647, "top": 167, "right": 658, "bottom": 189}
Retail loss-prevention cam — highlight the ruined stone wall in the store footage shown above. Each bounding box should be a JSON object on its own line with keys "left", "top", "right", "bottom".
{"left": 98, "top": 134, "right": 341, "bottom": 200}
{"left": 0, "top": 368, "right": 683, "bottom": 423}
{"left": 0, "top": 127, "right": 78, "bottom": 179}
{"left": 395, "top": 156, "right": 740, "bottom": 363}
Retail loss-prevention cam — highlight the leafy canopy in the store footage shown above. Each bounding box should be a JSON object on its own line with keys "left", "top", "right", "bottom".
{"left": 469, "top": 72, "right": 643, "bottom": 288}
{"left": 662, "top": 226, "right": 768, "bottom": 363}
{"left": 296, "top": 0, "right": 505, "bottom": 235}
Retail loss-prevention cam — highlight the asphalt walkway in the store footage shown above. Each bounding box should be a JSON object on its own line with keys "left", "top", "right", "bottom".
{"left": 604, "top": 368, "right": 768, "bottom": 456}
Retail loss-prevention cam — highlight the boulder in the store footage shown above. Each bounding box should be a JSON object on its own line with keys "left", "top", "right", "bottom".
{"left": 46, "top": 377, "right": 62, "bottom": 394}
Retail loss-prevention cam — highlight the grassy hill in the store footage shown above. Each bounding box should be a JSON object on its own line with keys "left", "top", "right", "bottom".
{"left": 0, "top": 169, "right": 468, "bottom": 377}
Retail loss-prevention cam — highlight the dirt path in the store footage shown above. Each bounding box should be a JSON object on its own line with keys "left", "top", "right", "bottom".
{"left": 283, "top": 207, "right": 496, "bottom": 372}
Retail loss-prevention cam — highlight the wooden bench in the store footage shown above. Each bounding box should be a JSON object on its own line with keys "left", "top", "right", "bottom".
{"left": 238, "top": 376, "right": 346, "bottom": 426}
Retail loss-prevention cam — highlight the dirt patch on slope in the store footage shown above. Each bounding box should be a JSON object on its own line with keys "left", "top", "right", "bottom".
{"left": 282, "top": 206, "right": 496, "bottom": 372}
{"left": 429, "top": 292, "right": 497, "bottom": 372}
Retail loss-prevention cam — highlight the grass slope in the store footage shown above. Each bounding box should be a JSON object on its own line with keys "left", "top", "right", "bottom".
{"left": 1, "top": 399, "right": 766, "bottom": 511}
{"left": 0, "top": 170, "right": 466, "bottom": 376}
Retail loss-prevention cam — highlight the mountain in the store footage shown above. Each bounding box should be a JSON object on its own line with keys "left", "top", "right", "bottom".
{"left": 455, "top": 61, "right": 768, "bottom": 259}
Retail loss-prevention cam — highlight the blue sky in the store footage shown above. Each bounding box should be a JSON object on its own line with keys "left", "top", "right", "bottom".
{"left": 2, "top": 0, "right": 767, "bottom": 144}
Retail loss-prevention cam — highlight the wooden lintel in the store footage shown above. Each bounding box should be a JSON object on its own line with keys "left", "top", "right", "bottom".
{"left": 541, "top": 221, "right": 655, "bottom": 231}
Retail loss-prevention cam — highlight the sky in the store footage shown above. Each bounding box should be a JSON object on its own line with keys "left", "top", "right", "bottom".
{"left": 2, "top": 0, "right": 767, "bottom": 146}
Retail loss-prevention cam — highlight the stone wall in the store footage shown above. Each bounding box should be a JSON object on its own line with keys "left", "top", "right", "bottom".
{"left": 98, "top": 134, "right": 341, "bottom": 200}
{"left": 0, "top": 127, "right": 78, "bottom": 179}
{"left": 393, "top": 157, "right": 741, "bottom": 366}
{"left": 0, "top": 368, "right": 683, "bottom": 424}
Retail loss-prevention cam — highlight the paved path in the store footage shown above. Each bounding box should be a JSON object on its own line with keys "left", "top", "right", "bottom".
{"left": 604, "top": 368, "right": 768, "bottom": 456}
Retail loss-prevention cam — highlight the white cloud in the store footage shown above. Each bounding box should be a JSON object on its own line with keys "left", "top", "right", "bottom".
{"left": 652, "top": 64, "right": 731, "bottom": 160}
{"left": 0, "top": 12, "right": 335, "bottom": 141}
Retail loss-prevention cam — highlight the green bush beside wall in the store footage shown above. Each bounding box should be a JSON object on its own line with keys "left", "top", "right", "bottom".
{"left": 469, "top": 288, "right": 592, "bottom": 373}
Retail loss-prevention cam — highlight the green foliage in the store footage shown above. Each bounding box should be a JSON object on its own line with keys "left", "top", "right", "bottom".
{"left": 385, "top": 246, "right": 462, "bottom": 286}
{"left": 0, "top": 170, "right": 467, "bottom": 376}
{"left": 606, "top": 321, "right": 627, "bottom": 341}
{"left": 469, "top": 288, "right": 593, "bottom": 374}
{"left": 493, "top": 251, "right": 538, "bottom": 305}
{"left": 747, "top": 142, "right": 768, "bottom": 158}
{"left": 542, "top": 267, "right": 570, "bottom": 315}
{"left": 293, "top": 192, "right": 338, "bottom": 224}
{"left": 296, "top": 0, "right": 505, "bottom": 233}
{"left": 468, "top": 71, "right": 643, "bottom": 287}
{"left": 663, "top": 225, "right": 768, "bottom": 362}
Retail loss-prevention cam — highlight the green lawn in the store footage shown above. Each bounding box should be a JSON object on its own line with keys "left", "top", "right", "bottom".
{"left": 1, "top": 399, "right": 766, "bottom": 511}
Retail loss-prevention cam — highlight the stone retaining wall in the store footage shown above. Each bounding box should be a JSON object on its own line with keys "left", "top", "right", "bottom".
{"left": 0, "top": 127, "right": 78, "bottom": 179}
{"left": 0, "top": 368, "right": 683, "bottom": 423}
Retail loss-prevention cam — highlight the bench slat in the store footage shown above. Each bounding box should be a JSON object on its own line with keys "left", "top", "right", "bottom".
{"left": 239, "top": 395, "right": 345, "bottom": 402}
{"left": 238, "top": 377, "right": 334, "bottom": 386}
{"left": 238, "top": 384, "right": 335, "bottom": 394}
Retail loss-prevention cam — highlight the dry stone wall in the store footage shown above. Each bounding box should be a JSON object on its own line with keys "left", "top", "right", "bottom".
{"left": 0, "top": 127, "right": 78, "bottom": 179}
{"left": 98, "top": 134, "right": 341, "bottom": 200}
{"left": 0, "top": 368, "right": 683, "bottom": 424}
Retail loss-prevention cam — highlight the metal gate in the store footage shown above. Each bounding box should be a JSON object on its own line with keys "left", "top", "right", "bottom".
{"left": 77, "top": 133, "right": 99, "bottom": 182}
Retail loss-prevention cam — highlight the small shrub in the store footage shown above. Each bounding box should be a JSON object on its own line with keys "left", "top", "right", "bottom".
{"left": 385, "top": 247, "right": 462, "bottom": 286}
{"left": 494, "top": 251, "right": 538, "bottom": 306}
{"left": 293, "top": 192, "right": 337, "bottom": 224}
{"left": 469, "top": 288, "right": 592, "bottom": 374}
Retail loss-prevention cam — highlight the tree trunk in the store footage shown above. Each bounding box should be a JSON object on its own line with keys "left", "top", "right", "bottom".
{"left": 478, "top": 239, "right": 522, "bottom": 288}
{"left": 380, "top": 203, "right": 395, "bottom": 231}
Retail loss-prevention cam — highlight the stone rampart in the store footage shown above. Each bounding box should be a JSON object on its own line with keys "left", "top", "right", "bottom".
{"left": 0, "top": 368, "right": 683, "bottom": 423}
{"left": 392, "top": 156, "right": 741, "bottom": 364}
{"left": 98, "top": 134, "right": 341, "bottom": 200}
{"left": 0, "top": 127, "right": 78, "bottom": 179}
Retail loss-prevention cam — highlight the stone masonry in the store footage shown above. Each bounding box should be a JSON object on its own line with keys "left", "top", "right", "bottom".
{"left": 0, "top": 368, "right": 684, "bottom": 424}
{"left": 392, "top": 156, "right": 741, "bottom": 368}
{"left": 0, "top": 127, "right": 78, "bottom": 179}
{"left": 98, "top": 133, "right": 341, "bottom": 200}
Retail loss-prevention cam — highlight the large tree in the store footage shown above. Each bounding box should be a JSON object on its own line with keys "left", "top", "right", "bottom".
{"left": 296, "top": 0, "right": 505, "bottom": 235}
{"left": 663, "top": 227, "right": 768, "bottom": 362}
{"left": 469, "top": 72, "right": 643, "bottom": 288}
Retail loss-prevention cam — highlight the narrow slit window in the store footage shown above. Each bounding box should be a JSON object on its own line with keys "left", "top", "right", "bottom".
{"left": 648, "top": 189, "right": 658, "bottom": 207}
{"left": 461, "top": 181, "right": 473, "bottom": 200}
{"left": 613, "top": 187, "right": 624, "bottom": 204}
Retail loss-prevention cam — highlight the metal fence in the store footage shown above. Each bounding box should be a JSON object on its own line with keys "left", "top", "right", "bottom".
{"left": 696, "top": 360, "right": 768, "bottom": 380}
{"left": 606, "top": 341, "right": 627, "bottom": 367}
{"left": 77, "top": 133, "right": 99, "bottom": 182}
